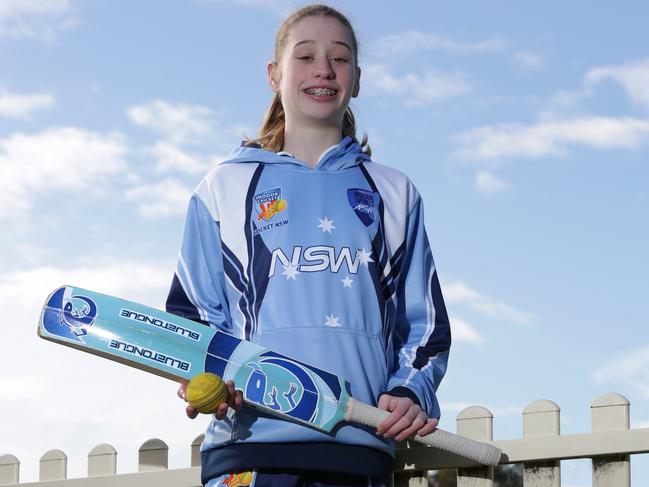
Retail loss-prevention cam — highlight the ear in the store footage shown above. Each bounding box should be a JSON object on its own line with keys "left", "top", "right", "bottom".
{"left": 352, "top": 66, "right": 361, "bottom": 98}
{"left": 267, "top": 61, "right": 280, "bottom": 93}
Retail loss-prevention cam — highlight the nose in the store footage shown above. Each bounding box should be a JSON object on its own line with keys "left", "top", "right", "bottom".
{"left": 313, "top": 57, "right": 335, "bottom": 79}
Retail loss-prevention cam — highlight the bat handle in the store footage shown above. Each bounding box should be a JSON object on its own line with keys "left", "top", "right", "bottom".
{"left": 344, "top": 398, "right": 501, "bottom": 466}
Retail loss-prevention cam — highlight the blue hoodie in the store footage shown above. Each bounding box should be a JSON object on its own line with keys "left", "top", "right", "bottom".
{"left": 166, "top": 136, "right": 451, "bottom": 480}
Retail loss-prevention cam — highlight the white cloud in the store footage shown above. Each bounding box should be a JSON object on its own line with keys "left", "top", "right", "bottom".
{"left": 194, "top": 0, "right": 295, "bottom": 15}
{"left": 444, "top": 281, "right": 536, "bottom": 325}
{"left": 513, "top": 52, "right": 544, "bottom": 70}
{"left": 0, "top": 262, "right": 205, "bottom": 482}
{"left": 586, "top": 59, "right": 649, "bottom": 111}
{"left": 125, "top": 178, "right": 192, "bottom": 218}
{"left": 455, "top": 116, "right": 649, "bottom": 161}
{"left": 475, "top": 171, "right": 511, "bottom": 194}
{"left": 150, "top": 141, "right": 211, "bottom": 174}
{"left": 0, "top": 0, "right": 79, "bottom": 42}
{"left": 128, "top": 100, "right": 215, "bottom": 145}
{"left": 593, "top": 345, "right": 649, "bottom": 399}
{"left": 0, "top": 89, "right": 55, "bottom": 118}
{"left": 0, "top": 127, "right": 128, "bottom": 218}
{"left": 363, "top": 63, "right": 470, "bottom": 106}
{"left": 450, "top": 316, "right": 482, "bottom": 344}
{"left": 371, "top": 31, "right": 505, "bottom": 57}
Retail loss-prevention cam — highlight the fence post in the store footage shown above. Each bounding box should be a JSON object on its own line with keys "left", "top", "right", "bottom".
{"left": 457, "top": 406, "right": 494, "bottom": 487}
{"left": 591, "top": 393, "right": 630, "bottom": 487}
{"left": 138, "top": 438, "right": 168, "bottom": 472}
{"left": 393, "top": 439, "right": 428, "bottom": 487}
{"left": 522, "top": 399, "right": 561, "bottom": 487}
{"left": 39, "top": 449, "right": 67, "bottom": 481}
{"left": 191, "top": 434, "right": 204, "bottom": 468}
{"left": 88, "top": 443, "right": 117, "bottom": 477}
{"left": 0, "top": 454, "right": 19, "bottom": 485}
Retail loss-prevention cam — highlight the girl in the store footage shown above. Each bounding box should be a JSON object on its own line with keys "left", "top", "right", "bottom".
{"left": 168, "top": 4, "right": 451, "bottom": 486}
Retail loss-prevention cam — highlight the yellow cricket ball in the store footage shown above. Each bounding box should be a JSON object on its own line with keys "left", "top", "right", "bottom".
{"left": 186, "top": 372, "right": 228, "bottom": 414}
{"left": 275, "top": 199, "right": 287, "bottom": 211}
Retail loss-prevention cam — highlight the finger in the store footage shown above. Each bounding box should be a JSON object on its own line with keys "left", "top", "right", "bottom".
{"left": 394, "top": 413, "right": 428, "bottom": 442}
{"left": 177, "top": 382, "right": 188, "bottom": 401}
{"left": 377, "top": 402, "right": 410, "bottom": 434}
{"left": 233, "top": 390, "right": 244, "bottom": 410}
{"left": 226, "top": 380, "right": 237, "bottom": 407}
{"left": 185, "top": 404, "right": 198, "bottom": 419}
{"left": 215, "top": 401, "right": 230, "bottom": 420}
{"left": 416, "top": 417, "right": 439, "bottom": 437}
{"left": 382, "top": 408, "right": 419, "bottom": 439}
{"left": 377, "top": 394, "right": 392, "bottom": 411}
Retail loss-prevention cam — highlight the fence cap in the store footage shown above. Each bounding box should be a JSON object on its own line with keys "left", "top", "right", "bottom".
{"left": 0, "top": 454, "right": 19, "bottom": 466}
{"left": 457, "top": 405, "right": 493, "bottom": 420}
{"left": 40, "top": 449, "right": 67, "bottom": 461}
{"left": 89, "top": 443, "right": 117, "bottom": 456}
{"left": 523, "top": 399, "right": 560, "bottom": 414}
{"left": 139, "top": 439, "right": 169, "bottom": 452}
{"left": 191, "top": 434, "right": 205, "bottom": 447}
{"left": 592, "top": 392, "right": 629, "bottom": 408}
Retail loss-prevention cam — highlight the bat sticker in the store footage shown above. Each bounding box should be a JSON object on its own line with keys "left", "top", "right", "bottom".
{"left": 42, "top": 287, "right": 98, "bottom": 342}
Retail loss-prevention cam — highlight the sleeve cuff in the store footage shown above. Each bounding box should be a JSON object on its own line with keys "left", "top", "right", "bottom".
{"left": 383, "top": 386, "right": 422, "bottom": 407}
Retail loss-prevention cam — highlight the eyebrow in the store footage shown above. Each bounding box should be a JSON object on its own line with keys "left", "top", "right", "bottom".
{"left": 293, "top": 40, "right": 352, "bottom": 51}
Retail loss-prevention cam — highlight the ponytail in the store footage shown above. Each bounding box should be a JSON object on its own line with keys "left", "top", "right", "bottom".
{"left": 252, "top": 93, "right": 286, "bottom": 153}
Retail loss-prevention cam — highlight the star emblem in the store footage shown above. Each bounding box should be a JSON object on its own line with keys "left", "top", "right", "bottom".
{"left": 355, "top": 248, "right": 374, "bottom": 266}
{"left": 281, "top": 263, "right": 300, "bottom": 280}
{"left": 317, "top": 216, "right": 336, "bottom": 234}
{"left": 341, "top": 275, "right": 354, "bottom": 288}
{"left": 324, "top": 314, "right": 342, "bottom": 327}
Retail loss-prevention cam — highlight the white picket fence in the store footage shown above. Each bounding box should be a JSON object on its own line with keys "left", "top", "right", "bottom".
{"left": 2, "top": 392, "right": 648, "bottom": 486}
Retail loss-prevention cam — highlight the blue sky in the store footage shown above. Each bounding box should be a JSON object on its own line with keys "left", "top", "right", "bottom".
{"left": 1, "top": 0, "right": 648, "bottom": 484}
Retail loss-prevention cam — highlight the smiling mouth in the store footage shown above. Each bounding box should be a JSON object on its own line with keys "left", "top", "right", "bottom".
{"left": 304, "top": 88, "right": 337, "bottom": 97}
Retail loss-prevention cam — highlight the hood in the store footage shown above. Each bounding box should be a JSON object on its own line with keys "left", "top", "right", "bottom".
{"left": 220, "top": 136, "right": 371, "bottom": 172}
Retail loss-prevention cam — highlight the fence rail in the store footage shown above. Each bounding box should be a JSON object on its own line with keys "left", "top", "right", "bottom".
{"left": 2, "top": 392, "right": 648, "bottom": 486}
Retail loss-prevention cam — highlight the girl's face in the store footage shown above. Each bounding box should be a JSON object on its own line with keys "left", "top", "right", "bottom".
{"left": 268, "top": 15, "right": 360, "bottom": 130}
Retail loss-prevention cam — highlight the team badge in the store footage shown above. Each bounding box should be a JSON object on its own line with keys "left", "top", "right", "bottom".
{"left": 254, "top": 187, "right": 287, "bottom": 223}
{"left": 347, "top": 188, "right": 379, "bottom": 226}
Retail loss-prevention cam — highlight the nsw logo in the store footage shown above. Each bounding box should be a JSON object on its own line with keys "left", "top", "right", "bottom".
{"left": 254, "top": 187, "right": 287, "bottom": 223}
{"left": 41, "top": 286, "right": 98, "bottom": 342}
{"left": 347, "top": 188, "right": 379, "bottom": 226}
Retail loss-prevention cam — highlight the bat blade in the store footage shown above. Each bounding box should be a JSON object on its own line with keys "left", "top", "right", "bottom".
{"left": 38, "top": 285, "right": 348, "bottom": 431}
{"left": 38, "top": 285, "right": 501, "bottom": 465}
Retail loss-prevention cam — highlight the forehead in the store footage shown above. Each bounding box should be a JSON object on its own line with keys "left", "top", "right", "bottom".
{"left": 287, "top": 15, "right": 354, "bottom": 50}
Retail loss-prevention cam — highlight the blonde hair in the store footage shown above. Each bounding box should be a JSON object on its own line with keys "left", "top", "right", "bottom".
{"left": 247, "top": 4, "right": 370, "bottom": 156}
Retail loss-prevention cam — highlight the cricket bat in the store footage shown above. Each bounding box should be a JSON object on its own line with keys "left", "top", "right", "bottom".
{"left": 38, "top": 285, "right": 501, "bottom": 466}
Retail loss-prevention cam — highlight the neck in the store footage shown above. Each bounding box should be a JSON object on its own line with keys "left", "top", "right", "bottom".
{"left": 282, "top": 123, "right": 343, "bottom": 168}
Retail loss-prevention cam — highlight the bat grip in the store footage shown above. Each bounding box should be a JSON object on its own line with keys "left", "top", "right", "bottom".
{"left": 344, "top": 398, "right": 501, "bottom": 466}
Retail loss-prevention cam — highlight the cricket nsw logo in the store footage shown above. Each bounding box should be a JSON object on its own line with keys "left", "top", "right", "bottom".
{"left": 254, "top": 187, "right": 287, "bottom": 223}
{"left": 42, "top": 286, "right": 98, "bottom": 342}
{"left": 347, "top": 188, "right": 379, "bottom": 226}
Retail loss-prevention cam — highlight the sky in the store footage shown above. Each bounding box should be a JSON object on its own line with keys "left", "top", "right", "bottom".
{"left": 1, "top": 0, "right": 648, "bottom": 484}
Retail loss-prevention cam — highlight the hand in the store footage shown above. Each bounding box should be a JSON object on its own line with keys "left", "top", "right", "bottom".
{"left": 376, "top": 394, "right": 438, "bottom": 442}
{"left": 177, "top": 379, "right": 243, "bottom": 420}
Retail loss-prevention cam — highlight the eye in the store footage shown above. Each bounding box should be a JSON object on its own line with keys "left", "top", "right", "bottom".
{"left": 332, "top": 57, "right": 349, "bottom": 63}
{"left": 297, "top": 55, "right": 313, "bottom": 62}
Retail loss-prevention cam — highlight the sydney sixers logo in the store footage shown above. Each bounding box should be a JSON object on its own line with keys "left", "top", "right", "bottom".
{"left": 237, "top": 352, "right": 319, "bottom": 423}
{"left": 42, "top": 286, "right": 98, "bottom": 342}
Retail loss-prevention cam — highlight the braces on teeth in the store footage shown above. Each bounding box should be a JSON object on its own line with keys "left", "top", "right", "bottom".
{"left": 306, "top": 88, "right": 336, "bottom": 95}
